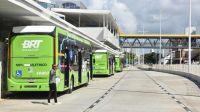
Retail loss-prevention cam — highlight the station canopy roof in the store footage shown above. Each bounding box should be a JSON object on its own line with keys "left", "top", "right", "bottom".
{"left": 0, "top": 0, "right": 52, "bottom": 26}
{"left": 51, "top": 8, "right": 118, "bottom": 30}
{"left": 0, "top": 0, "right": 121, "bottom": 55}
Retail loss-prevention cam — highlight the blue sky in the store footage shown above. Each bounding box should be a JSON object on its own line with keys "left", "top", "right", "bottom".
{"left": 53, "top": 0, "right": 200, "bottom": 34}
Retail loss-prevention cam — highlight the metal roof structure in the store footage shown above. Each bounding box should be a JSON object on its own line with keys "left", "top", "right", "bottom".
{"left": 120, "top": 34, "right": 200, "bottom": 38}
{"left": 0, "top": 0, "right": 121, "bottom": 55}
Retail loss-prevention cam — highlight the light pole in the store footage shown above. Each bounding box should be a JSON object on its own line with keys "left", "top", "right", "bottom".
{"left": 159, "top": 9, "right": 162, "bottom": 65}
{"left": 179, "top": 49, "right": 182, "bottom": 64}
{"left": 188, "top": 0, "right": 192, "bottom": 73}
{"left": 138, "top": 24, "right": 148, "bottom": 64}
{"left": 142, "top": 25, "right": 145, "bottom": 65}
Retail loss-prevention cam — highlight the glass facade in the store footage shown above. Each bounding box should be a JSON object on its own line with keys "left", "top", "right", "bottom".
{"left": 37, "top": 1, "right": 56, "bottom": 9}
{"left": 62, "top": 2, "right": 80, "bottom": 9}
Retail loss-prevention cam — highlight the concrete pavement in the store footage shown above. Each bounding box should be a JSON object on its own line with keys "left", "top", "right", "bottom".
{"left": 146, "top": 71, "right": 200, "bottom": 112}
{"left": 89, "top": 68, "right": 186, "bottom": 112}
{"left": 0, "top": 67, "right": 200, "bottom": 112}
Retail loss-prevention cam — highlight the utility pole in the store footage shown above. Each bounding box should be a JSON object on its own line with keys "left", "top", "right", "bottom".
{"left": 159, "top": 9, "right": 162, "bottom": 65}
{"left": 170, "top": 42, "right": 173, "bottom": 65}
{"left": 188, "top": 0, "right": 192, "bottom": 73}
{"left": 138, "top": 24, "right": 148, "bottom": 64}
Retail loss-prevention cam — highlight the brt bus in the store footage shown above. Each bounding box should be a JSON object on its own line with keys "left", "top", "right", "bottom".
{"left": 115, "top": 55, "right": 123, "bottom": 72}
{"left": 92, "top": 50, "right": 115, "bottom": 76}
{"left": 7, "top": 26, "right": 92, "bottom": 93}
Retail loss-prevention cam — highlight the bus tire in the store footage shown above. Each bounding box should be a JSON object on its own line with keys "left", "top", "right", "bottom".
{"left": 68, "top": 76, "right": 74, "bottom": 94}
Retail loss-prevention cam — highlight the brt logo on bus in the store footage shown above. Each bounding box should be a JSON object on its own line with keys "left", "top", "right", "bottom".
{"left": 22, "top": 40, "right": 43, "bottom": 49}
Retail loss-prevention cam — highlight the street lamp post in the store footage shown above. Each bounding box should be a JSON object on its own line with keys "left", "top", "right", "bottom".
{"left": 138, "top": 24, "right": 148, "bottom": 64}
{"left": 159, "top": 9, "right": 162, "bottom": 65}
{"left": 142, "top": 25, "right": 145, "bottom": 65}
{"left": 170, "top": 41, "right": 173, "bottom": 65}
{"left": 188, "top": 0, "right": 192, "bottom": 73}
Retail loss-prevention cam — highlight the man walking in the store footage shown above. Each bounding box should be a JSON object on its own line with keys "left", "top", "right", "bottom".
{"left": 48, "top": 64, "right": 60, "bottom": 105}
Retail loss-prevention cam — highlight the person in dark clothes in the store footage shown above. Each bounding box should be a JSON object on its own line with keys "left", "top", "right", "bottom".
{"left": 47, "top": 64, "right": 61, "bottom": 105}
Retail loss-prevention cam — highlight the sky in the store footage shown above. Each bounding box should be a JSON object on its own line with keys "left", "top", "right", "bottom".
{"left": 53, "top": 0, "right": 200, "bottom": 34}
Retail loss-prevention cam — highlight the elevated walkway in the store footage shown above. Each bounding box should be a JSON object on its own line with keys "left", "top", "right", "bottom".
{"left": 119, "top": 34, "right": 200, "bottom": 49}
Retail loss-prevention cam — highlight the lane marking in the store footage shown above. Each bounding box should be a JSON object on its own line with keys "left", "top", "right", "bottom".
{"left": 143, "top": 72, "right": 193, "bottom": 112}
{"left": 83, "top": 71, "right": 128, "bottom": 112}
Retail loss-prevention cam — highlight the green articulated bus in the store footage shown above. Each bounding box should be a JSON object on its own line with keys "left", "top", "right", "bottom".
{"left": 7, "top": 26, "right": 92, "bottom": 92}
{"left": 92, "top": 50, "right": 115, "bottom": 76}
{"left": 115, "top": 55, "right": 123, "bottom": 72}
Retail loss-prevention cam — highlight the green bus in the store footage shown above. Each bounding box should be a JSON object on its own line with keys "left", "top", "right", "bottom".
{"left": 92, "top": 50, "right": 115, "bottom": 76}
{"left": 7, "top": 26, "right": 92, "bottom": 93}
{"left": 115, "top": 55, "right": 123, "bottom": 72}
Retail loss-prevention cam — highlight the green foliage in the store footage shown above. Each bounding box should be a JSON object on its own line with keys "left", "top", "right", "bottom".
{"left": 144, "top": 52, "right": 159, "bottom": 64}
{"left": 123, "top": 52, "right": 135, "bottom": 64}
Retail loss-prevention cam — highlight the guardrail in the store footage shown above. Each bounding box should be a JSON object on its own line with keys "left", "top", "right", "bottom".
{"left": 138, "top": 64, "right": 200, "bottom": 86}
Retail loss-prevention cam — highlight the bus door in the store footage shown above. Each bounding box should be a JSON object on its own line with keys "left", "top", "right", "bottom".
{"left": 78, "top": 50, "right": 82, "bottom": 83}
{"left": 90, "top": 53, "right": 93, "bottom": 79}
{"left": 111, "top": 58, "right": 114, "bottom": 74}
{"left": 110, "top": 57, "right": 114, "bottom": 74}
{"left": 109, "top": 58, "right": 112, "bottom": 74}
{"left": 64, "top": 48, "right": 69, "bottom": 87}
{"left": 113, "top": 57, "right": 115, "bottom": 73}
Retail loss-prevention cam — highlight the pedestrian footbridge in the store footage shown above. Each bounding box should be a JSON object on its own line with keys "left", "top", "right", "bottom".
{"left": 120, "top": 34, "right": 200, "bottom": 49}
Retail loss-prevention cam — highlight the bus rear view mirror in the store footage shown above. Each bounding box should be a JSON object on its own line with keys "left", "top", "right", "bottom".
{"left": 93, "top": 59, "right": 95, "bottom": 63}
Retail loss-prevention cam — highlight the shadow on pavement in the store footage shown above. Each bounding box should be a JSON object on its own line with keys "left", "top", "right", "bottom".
{"left": 5, "top": 92, "right": 66, "bottom": 100}
{"left": 31, "top": 101, "right": 48, "bottom": 105}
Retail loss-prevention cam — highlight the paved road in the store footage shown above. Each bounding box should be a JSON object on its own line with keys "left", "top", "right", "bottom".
{"left": 0, "top": 67, "right": 200, "bottom": 112}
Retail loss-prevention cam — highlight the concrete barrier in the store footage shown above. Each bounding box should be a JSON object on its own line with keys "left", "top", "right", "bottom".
{"left": 138, "top": 65, "right": 200, "bottom": 87}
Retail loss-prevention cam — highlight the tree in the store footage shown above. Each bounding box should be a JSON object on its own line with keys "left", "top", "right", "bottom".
{"left": 144, "top": 52, "right": 159, "bottom": 64}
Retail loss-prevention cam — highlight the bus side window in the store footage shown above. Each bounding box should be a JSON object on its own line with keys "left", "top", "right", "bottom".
{"left": 71, "top": 47, "right": 78, "bottom": 71}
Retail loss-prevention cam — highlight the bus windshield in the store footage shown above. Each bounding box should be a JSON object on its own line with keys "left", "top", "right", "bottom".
{"left": 94, "top": 53, "right": 107, "bottom": 69}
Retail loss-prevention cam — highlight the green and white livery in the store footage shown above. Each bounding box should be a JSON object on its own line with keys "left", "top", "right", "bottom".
{"left": 92, "top": 50, "right": 115, "bottom": 76}
{"left": 8, "top": 26, "right": 91, "bottom": 92}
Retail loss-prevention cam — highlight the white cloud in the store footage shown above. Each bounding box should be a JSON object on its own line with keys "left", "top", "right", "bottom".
{"left": 87, "top": 0, "right": 137, "bottom": 33}
{"left": 87, "top": 0, "right": 107, "bottom": 10}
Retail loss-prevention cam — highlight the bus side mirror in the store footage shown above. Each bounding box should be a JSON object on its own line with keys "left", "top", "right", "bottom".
{"left": 93, "top": 59, "right": 95, "bottom": 63}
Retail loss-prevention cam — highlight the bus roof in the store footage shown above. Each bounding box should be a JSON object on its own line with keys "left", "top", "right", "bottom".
{"left": 12, "top": 26, "right": 56, "bottom": 33}
{"left": 95, "top": 50, "right": 108, "bottom": 53}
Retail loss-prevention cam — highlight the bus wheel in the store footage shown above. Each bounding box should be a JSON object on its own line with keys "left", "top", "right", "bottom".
{"left": 68, "top": 77, "right": 74, "bottom": 93}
